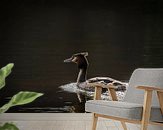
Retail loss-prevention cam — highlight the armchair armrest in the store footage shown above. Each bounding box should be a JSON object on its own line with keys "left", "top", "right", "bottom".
{"left": 87, "top": 81, "right": 126, "bottom": 91}
{"left": 87, "top": 82, "right": 116, "bottom": 89}
{"left": 136, "top": 86, "right": 163, "bottom": 92}
{"left": 87, "top": 82, "right": 118, "bottom": 101}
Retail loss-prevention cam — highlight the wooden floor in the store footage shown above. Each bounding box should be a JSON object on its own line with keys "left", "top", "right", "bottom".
{"left": 0, "top": 113, "right": 140, "bottom": 130}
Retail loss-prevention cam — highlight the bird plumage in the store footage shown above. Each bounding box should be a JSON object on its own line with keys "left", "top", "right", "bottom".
{"left": 64, "top": 52, "right": 127, "bottom": 92}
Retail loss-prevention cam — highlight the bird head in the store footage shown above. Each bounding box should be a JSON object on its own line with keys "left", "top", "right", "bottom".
{"left": 64, "top": 52, "right": 89, "bottom": 69}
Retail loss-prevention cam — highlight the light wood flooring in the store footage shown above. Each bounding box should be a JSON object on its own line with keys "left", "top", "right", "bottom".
{"left": 0, "top": 113, "right": 140, "bottom": 130}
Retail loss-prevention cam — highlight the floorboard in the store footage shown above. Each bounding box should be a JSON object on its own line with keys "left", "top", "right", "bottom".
{"left": 0, "top": 113, "right": 138, "bottom": 130}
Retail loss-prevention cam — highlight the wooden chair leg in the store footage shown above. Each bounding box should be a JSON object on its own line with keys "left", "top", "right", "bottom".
{"left": 157, "top": 91, "right": 163, "bottom": 114}
{"left": 92, "top": 113, "right": 98, "bottom": 130}
{"left": 141, "top": 90, "right": 152, "bottom": 130}
{"left": 121, "top": 121, "right": 127, "bottom": 130}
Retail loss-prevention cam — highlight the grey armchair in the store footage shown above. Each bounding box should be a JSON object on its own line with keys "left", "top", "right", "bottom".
{"left": 85, "top": 68, "right": 163, "bottom": 130}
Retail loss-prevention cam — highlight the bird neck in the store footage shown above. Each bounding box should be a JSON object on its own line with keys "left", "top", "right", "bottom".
{"left": 77, "top": 68, "right": 87, "bottom": 83}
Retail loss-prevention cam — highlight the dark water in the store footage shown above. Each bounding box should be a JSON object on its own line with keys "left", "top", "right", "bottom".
{"left": 0, "top": 1, "right": 163, "bottom": 113}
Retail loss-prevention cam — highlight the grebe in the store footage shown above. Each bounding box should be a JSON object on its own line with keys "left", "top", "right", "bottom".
{"left": 63, "top": 52, "right": 127, "bottom": 102}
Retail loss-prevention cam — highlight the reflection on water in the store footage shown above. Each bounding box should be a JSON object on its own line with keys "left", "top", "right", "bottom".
{"left": 0, "top": 1, "right": 163, "bottom": 112}
{"left": 15, "top": 82, "right": 127, "bottom": 113}
{"left": 59, "top": 82, "right": 127, "bottom": 101}
{"left": 19, "top": 106, "right": 75, "bottom": 113}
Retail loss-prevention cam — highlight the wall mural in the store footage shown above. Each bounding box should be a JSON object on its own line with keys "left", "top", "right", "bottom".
{"left": 0, "top": 1, "right": 163, "bottom": 113}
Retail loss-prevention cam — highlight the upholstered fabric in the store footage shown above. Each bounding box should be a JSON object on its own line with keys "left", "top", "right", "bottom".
{"left": 85, "top": 100, "right": 163, "bottom": 122}
{"left": 124, "top": 68, "right": 163, "bottom": 106}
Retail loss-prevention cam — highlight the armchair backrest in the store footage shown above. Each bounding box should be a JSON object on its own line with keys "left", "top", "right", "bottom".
{"left": 124, "top": 68, "right": 163, "bottom": 107}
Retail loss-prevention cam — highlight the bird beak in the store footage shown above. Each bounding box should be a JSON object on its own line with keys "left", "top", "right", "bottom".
{"left": 64, "top": 57, "right": 73, "bottom": 63}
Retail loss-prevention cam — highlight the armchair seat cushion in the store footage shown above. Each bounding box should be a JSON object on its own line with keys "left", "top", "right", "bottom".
{"left": 85, "top": 100, "right": 163, "bottom": 123}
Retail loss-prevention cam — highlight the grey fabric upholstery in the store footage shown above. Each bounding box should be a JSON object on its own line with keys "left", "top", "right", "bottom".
{"left": 85, "top": 100, "right": 163, "bottom": 122}
{"left": 124, "top": 68, "right": 163, "bottom": 106}
{"left": 85, "top": 68, "right": 163, "bottom": 123}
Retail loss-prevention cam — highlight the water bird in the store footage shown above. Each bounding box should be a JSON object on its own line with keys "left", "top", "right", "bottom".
{"left": 63, "top": 52, "right": 127, "bottom": 102}
{"left": 64, "top": 52, "right": 127, "bottom": 90}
